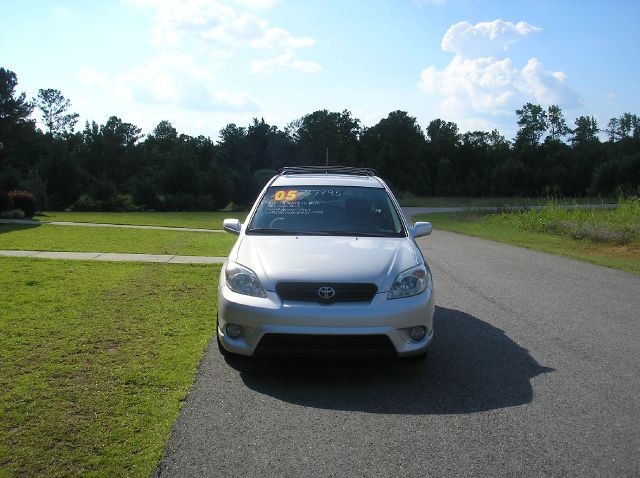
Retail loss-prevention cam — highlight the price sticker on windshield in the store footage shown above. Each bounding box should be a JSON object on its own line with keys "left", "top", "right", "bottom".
{"left": 274, "top": 190, "right": 298, "bottom": 201}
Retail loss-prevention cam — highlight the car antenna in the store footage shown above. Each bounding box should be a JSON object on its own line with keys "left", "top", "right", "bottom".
{"left": 325, "top": 147, "right": 329, "bottom": 172}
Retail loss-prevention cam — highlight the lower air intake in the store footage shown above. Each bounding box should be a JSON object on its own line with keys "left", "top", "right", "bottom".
{"left": 255, "top": 334, "right": 395, "bottom": 357}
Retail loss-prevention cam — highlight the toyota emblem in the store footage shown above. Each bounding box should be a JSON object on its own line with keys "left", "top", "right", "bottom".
{"left": 318, "top": 286, "right": 336, "bottom": 299}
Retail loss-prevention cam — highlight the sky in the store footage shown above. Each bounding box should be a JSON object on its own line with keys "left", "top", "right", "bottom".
{"left": 1, "top": 0, "right": 639, "bottom": 141}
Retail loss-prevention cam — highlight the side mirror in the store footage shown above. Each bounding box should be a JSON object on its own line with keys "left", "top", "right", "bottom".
{"left": 223, "top": 218, "right": 241, "bottom": 235}
{"left": 412, "top": 221, "right": 432, "bottom": 238}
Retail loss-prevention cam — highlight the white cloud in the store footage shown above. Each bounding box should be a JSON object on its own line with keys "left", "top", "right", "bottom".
{"left": 420, "top": 57, "right": 516, "bottom": 115}
{"left": 79, "top": 67, "right": 109, "bottom": 89}
{"left": 442, "top": 20, "right": 541, "bottom": 59}
{"left": 419, "top": 56, "right": 579, "bottom": 115}
{"left": 233, "top": 0, "right": 280, "bottom": 9}
{"left": 81, "top": 54, "right": 260, "bottom": 113}
{"left": 124, "top": 0, "right": 318, "bottom": 72}
{"left": 201, "top": 12, "right": 315, "bottom": 48}
{"left": 351, "top": 109, "right": 385, "bottom": 128}
{"left": 250, "top": 50, "right": 321, "bottom": 74}
{"left": 417, "top": 19, "right": 580, "bottom": 132}
{"left": 519, "top": 58, "right": 578, "bottom": 106}
{"left": 124, "top": 0, "right": 230, "bottom": 46}
{"left": 125, "top": 0, "right": 314, "bottom": 50}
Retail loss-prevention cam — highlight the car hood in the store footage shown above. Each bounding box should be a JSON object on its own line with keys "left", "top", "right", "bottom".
{"left": 232, "top": 235, "right": 420, "bottom": 292}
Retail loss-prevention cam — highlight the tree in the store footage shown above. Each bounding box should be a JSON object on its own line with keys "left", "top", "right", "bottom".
{"left": 426, "top": 119, "right": 459, "bottom": 158}
{"left": 360, "top": 111, "right": 428, "bottom": 192}
{"left": 35, "top": 88, "right": 79, "bottom": 136}
{"left": 571, "top": 116, "right": 599, "bottom": 147}
{"left": 0, "top": 68, "right": 38, "bottom": 177}
{"left": 0, "top": 68, "right": 33, "bottom": 128}
{"left": 246, "top": 118, "right": 294, "bottom": 171}
{"left": 459, "top": 130, "right": 502, "bottom": 196}
{"left": 2, "top": 61, "right": 640, "bottom": 209}
{"left": 152, "top": 120, "right": 178, "bottom": 143}
{"left": 425, "top": 119, "right": 460, "bottom": 193}
{"left": 215, "top": 123, "right": 255, "bottom": 204}
{"left": 101, "top": 116, "right": 142, "bottom": 149}
{"left": 0, "top": 68, "right": 34, "bottom": 150}
{"left": 618, "top": 113, "right": 639, "bottom": 140}
{"left": 287, "top": 109, "right": 361, "bottom": 165}
{"left": 546, "top": 105, "right": 570, "bottom": 141}
{"left": 606, "top": 117, "right": 620, "bottom": 142}
{"left": 491, "top": 159, "right": 531, "bottom": 196}
{"left": 567, "top": 116, "right": 603, "bottom": 195}
{"left": 147, "top": 120, "right": 179, "bottom": 154}
{"left": 514, "top": 103, "right": 548, "bottom": 148}
{"left": 435, "top": 158, "right": 456, "bottom": 195}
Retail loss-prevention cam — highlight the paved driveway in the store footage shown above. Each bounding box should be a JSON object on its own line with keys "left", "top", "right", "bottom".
{"left": 154, "top": 229, "right": 640, "bottom": 477}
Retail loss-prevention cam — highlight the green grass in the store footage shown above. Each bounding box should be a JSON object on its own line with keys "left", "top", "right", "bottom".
{"left": 488, "top": 198, "right": 640, "bottom": 244}
{"left": 0, "top": 257, "right": 220, "bottom": 477}
{"left": 414, "top": 204, "right": 640, "bottom": 275}
{"left": 33, "top": 211, "right": 249, "bottom": 229}
{"left": 397, "top": 195, "right": 612, "bottom": 208}
{"left": 0, "top": 224, "right": 237, "bottom": 256}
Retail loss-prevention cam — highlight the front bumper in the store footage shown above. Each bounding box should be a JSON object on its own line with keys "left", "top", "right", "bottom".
{"left": 217, "top": 284, "right": 435, "bottom": 357}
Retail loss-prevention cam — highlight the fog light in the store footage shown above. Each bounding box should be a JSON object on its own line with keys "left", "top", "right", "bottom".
{"left": 226, "top": 324, "right": 243, "bottom": 338}
{"left": 409, "top": 326, "right": 426, "bottom": 341}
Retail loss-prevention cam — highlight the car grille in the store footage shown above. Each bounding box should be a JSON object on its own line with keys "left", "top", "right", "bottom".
{"left": 275, "top": 282, "right": 378, "bottom": 303}
{"left": 255, "top": 334, "right": 396, "bottom": 356}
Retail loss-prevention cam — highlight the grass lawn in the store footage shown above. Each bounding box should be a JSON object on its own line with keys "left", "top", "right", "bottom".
{"left": 0, "top": 257, "right": 220, "bottom": 477}
{"left": 0, "top": 224, "right": 237, "bottom": 256}
{"left": 398, "top": 195, "right": 612, "bottom": 208}
{"left": 415, "top": 212, "right": 640, "bottom": 275}
{"left": 33, "top": 211, "right": 248, "bottom": 229}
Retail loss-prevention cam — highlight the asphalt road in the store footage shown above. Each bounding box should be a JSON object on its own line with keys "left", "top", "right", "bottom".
{"left": 154, "top": 230, "right": 640, "bottom": 477}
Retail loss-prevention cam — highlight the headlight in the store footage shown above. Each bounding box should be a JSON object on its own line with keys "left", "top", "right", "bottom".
{"left": 225, "top": 261, "right": 266, "bottom": 298}
{"left": 388, "top": 265, "right": 430, "bottom": 299}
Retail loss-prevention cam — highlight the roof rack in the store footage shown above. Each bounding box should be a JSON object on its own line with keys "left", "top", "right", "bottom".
{"left": 279, "top": 166, "right": 377, "bottom": 177}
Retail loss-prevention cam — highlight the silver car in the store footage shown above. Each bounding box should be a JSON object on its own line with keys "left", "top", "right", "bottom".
{"left": 217, "top": 166, "right": 434, "bottom": 359}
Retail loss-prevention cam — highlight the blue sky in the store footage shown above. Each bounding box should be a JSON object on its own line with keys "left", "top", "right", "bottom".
{"left": 1, "top": 0, "right": 638, "bottom": 141}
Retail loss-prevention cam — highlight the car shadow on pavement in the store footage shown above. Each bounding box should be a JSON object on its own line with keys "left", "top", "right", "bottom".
{"left": 232, "top": 306, "right": 554, "bottom": 415}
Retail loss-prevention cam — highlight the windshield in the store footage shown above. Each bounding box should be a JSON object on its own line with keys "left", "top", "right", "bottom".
{"left": 247, "top": 186, "right": 405, "bottom": 237}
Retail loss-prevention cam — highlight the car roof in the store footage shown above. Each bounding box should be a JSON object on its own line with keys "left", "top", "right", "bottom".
{"left": 271, "top": 173, "right": 385, "bottom": 188}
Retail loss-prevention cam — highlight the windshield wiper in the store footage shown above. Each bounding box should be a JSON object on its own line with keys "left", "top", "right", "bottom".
{"left": 246, "top": 227, "right": 293, "bottom": 235}
{"left": 312, "top": 230, "right": 395, "bottom": 237}
{"left": 247, "top": 228, "right": 399, "bottom": 237}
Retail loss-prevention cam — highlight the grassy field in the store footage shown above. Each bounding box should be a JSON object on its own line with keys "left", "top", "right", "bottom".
{"left": 33, "top": 211, "right": 249, "bottom": 229}
{"left": 415, "top": 200, "right": 640, "bottom": 275}
{"left": 397, "top": 195, "right": 612, "bottom": 208}
{"left": 0, "top": 224, "right": 237, "bottom": 256}
{"left": 0, "top": 257, "right": 220, "bottom": 477}
{"left": 487, "top": 198, "right": 640, "bottom": 244}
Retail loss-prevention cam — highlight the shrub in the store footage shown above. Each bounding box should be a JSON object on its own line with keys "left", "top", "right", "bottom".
{"left": 8, "top": 190, "right": 37, "bottom": 218}
{"left": 71, "top": 194, "right": 104, "bottom": 211}
{"left": 221, "top": 201, "right": 243, "bottom": 212}
{"left": 0, "top": 209, "right": 25, "bottom": 219}
{"left": 156, "top": 193, "right": 217, "bottom": 211}
{"left": 19, "top": 173, "right": 48, "bottom": 211}
{"left": 156, "top": 193, "right": 195, "bottom": 211}
{"left": 0, "top": 192, "right": 14, "bottom": 212}
{"left": 106, "top": 194, "right": 142, "bottom": 212}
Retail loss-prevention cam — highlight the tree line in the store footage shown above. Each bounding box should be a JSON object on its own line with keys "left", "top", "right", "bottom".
{"left": 1, "top": 67, "right": 639, "bottom": 212}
